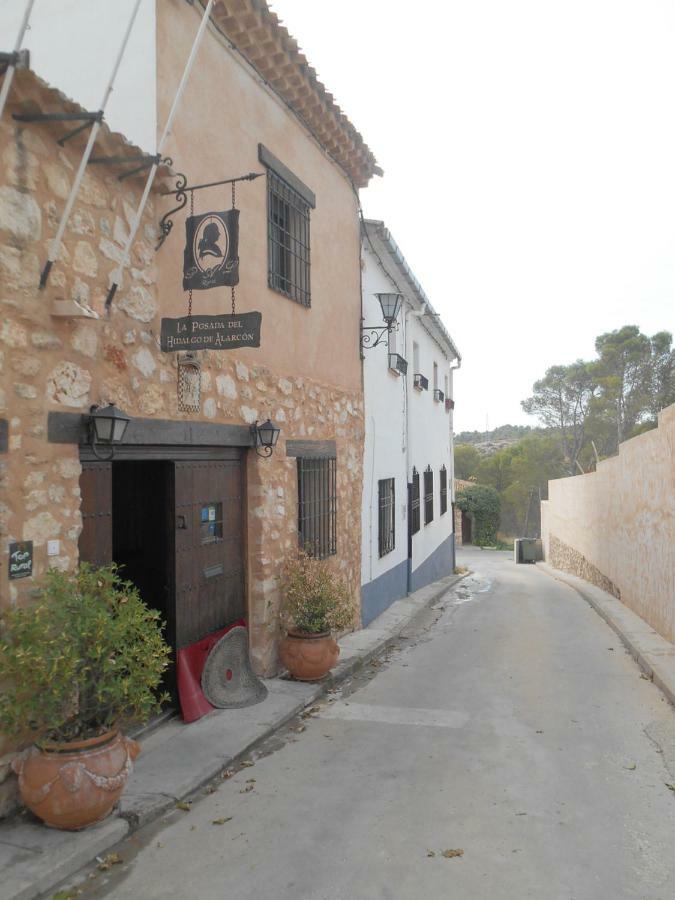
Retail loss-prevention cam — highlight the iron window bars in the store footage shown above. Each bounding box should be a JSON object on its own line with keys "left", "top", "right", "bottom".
{"left": 424, "top": 466, "right": 434, "bottom": 525}
{"left": 440, "top": 465, "right": 448, "bottom": 515}
{"left": 378, "top": 478, "right": 396, "bottom": 557}
{"left": 410, "top": 468, "right": 421, "bottom": 535}
{"left": 297, "top": 457, "right": 336, "bottom": 559}
{"left": 267, "top": 170, "right": 311, "bottom": 307}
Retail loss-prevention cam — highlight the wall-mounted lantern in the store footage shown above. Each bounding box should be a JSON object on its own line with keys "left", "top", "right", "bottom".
{"left": 360, "top": 292, "right": 403, "bottom": 354}
{"left": 251, "top": 419, "right": 281, "bottom": 458}
{"left": 88, "top": 403, "right": 131, "bottom": 460}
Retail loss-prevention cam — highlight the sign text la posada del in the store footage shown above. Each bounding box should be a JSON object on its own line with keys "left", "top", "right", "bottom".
{"left": 160, "top": 311, "right": 262, "bottom": 352}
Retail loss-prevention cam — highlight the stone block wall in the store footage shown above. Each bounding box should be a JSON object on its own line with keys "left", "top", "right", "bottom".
{"left": 541, "top": 404, "right": 674, "bottom": 644}
{"left": 0, "top": 82, "right": 365, "bottom": 813}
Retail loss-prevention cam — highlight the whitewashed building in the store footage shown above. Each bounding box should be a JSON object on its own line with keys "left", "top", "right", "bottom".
{"left": 360, "top": 220, "right": 461, "bottom": 625}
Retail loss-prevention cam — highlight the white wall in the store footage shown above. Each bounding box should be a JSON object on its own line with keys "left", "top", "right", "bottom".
{"left": 361, "top": 243, "right": 456, "bottom": 591}
{"left": 360, "top": 249, "right": 408, "bottom": 587}
{"left": 406, "top": 308, "right": 454, "bottom": 573}
{"left": 0, "top": 0, "right": 156, "bottom": 151}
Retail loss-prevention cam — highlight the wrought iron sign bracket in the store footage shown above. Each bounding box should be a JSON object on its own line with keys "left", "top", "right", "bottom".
{"left": 156, "top": 171, "right": 263, "bottom": 251}
{"left": 360, "top": 320, "right": 399, "bottom": 355}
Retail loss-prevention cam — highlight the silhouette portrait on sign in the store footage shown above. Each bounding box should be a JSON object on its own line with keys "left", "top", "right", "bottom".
{"left": 198, "top": 221, "right": 223, "bottom": 260}
{"left": 183, "top": 209, "right": 239, "bottom": 291}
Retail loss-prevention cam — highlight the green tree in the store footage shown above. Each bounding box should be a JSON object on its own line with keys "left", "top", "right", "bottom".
{"left": 593, "top": 325, "right": 652, "bottom": 447}
{"left": 521, "top": 361, "right": 596, "bottom": 475}
{"left": 644, "top": 330, "right": 674, "bottom": 422}
{"left": 455, "top": 484, "right": 500, "bottom": 546}
{"left": 454, "top": 444, "right": 481, "bottom": 480}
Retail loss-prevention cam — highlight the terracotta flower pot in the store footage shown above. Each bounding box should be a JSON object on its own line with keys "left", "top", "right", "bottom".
{"left": 11, "top": 730, "right": 140, "bottom": 831}
{"left": 279, "top": 630, "right": 340, "bottom": 682}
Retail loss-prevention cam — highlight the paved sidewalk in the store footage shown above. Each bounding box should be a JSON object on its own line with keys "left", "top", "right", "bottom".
{"left": 537, "top": 562, "right": 675, "bottom": 708}
{"left": 0, "top": 572, "right": 463, "bottom": 900}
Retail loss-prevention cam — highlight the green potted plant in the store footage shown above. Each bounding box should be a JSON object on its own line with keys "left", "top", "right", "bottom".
{"left": 0, "top": 564, "right": 170, "bottom": 830}
{"left": 278, "top": 550, "right": 354, "bottom": 681}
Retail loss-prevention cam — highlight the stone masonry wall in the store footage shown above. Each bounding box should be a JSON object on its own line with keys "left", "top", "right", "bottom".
{"left": 0, "top": 87, "right": 364, "bottom": 814}
{"left": 548, "top": 534, "right": 621, "bottom": 599}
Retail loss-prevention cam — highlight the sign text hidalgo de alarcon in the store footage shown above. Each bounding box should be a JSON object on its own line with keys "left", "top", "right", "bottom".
{"left": 160, "top": 312, "right": 261, "bottom": 352}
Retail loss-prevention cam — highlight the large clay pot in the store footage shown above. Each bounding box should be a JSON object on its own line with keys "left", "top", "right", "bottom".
{"left": 279, "top": 630, "right": 340, "bottom": 682}
{"left": 11, "top": 730, "right": 140, "bottom": 830}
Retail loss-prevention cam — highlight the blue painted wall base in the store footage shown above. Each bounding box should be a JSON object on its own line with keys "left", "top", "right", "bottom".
{"left": 360, "top": 533, "right": 456, "bottom": 626}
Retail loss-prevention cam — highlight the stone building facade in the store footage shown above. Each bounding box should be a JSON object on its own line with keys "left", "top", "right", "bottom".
{"left": 0, "top": 2, "right": 379, "bottom": 814}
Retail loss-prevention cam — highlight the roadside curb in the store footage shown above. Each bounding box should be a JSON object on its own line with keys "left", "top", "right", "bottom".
{"left": 537, "top": 562, "right": 675, "bottom": 709}
{"left": 5, "top": 571, "right": 467, "bottom": 900}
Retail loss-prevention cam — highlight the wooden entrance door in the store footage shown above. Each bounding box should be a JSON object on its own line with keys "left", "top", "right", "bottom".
{"left": 173, "top": 456, "right": 245, "bottom": 649}
{"left": 79, "top": 461, "right": 113, "bottom": 567}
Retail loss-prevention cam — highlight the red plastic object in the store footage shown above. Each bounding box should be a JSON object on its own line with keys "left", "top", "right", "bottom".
{"left": 176, "top": 619, "right": 247, "bottom": 723}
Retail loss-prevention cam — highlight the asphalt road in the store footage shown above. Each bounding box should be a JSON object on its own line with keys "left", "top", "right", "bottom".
{"left": 76, "top": 548, "right": 675, "bottom": 900}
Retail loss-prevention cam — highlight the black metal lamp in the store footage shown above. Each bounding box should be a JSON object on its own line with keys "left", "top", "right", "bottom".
{"left": 361, "top": 292, "right": 403, "bottom": 353}
{"left": 89, "top": 403, "right": 130, "bottom": 460}
{"left": 251, "top": 419, "right": 280, "bottom": 458}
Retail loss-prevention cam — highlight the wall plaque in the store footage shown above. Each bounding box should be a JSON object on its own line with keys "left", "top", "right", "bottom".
{"left": 8, "top": 541, "right": 33, "bottom": 580}
{"left": 160, "top": 312, "right": 261, "bottom": 352}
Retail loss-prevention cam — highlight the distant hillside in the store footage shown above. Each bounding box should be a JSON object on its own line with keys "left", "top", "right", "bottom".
{"left": 454, "top": 424, "right": 551, "bottom": 457}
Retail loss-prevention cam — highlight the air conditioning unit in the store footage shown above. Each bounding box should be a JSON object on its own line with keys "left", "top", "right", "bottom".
{"left": 433, "top": 389, "right": 444, "bottom": 402}
{"left": 388, "top": 353, "right": 408, "bottom": 375}
{"left": 413, "top": 373, "right": 428, "bottom": 391}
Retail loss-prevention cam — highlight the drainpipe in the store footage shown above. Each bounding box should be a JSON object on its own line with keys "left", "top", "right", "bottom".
{"left": 404, "top": 302, "right": 412, "bottom": 595}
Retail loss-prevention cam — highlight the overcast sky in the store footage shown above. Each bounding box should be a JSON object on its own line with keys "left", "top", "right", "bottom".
{"left": 272, "top": 0, "right": 675, "bottom": 433}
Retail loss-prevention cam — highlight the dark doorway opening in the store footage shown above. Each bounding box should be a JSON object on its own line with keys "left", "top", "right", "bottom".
{"left": 112, "top": 461, "right": 175, "bottom": 695}
{"left": 461, "top": 510, "right": 472, "bottom": 544}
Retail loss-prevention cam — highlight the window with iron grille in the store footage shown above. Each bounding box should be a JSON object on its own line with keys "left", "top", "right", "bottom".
{"left": 267, "top": 170, "right": 311, "bottom": 307}
{"left": 410, "top": 468, "right": 420, "bottom": 535}
{"left": 378, "top": 478, "right": 395, "bottom": 557}
{"left": 424, "top": 466, "right": 434, "bottom": 525}
{"left": 440, "top": 465, "right": 448, "bottom": 515}
{"left": 297, "top": 457, "right": 336, "bottom": 558}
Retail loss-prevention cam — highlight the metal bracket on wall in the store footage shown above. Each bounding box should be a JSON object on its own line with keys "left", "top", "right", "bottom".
{"left": 88, "top": 152, "right": 162, "bottom": 181}
{"left": 0, "top": 48, "right": 29, "bottom": 75}
{"left": 12, "top": 109, "right": 103, "bottom": 145}
{"left": 155, "top": 171, "right": 263, "bottom": 251}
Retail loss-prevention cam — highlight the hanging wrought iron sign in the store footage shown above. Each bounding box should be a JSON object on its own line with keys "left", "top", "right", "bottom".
{"left": 161, "top": 311, "right": 261, "bottom": 352}
{"left": 177, "top": 352, "right": 201, "bottom": 412}
{"left": 183, "top": 209, "right": 239, "bottom": 291}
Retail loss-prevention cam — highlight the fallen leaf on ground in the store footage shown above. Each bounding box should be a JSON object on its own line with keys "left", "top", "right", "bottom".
{"left": 175, "top": 801, "right": 192, "bottom": 811}
{"left": 156, "top": 842, "right": 164, "bottom": 848}
{"left": 515, "top": 812, "right": 527, "bottom": 816}
{"left": 640, "top": 673, "right": 651, "bottom": 680}
{"left": 222, "top": 769, "right": 234, "bottom": 779}
{"left": 240, "top": 760, "right": 255, "bottom": 768}
{"left": 323, "top": 734, "right": 333, "bottom": 740}
{"left": 240, "top": 783, "right": 254, "bottom": 793}
{"left": 441, "top": 849, "right": 464, "bottom": 859}
{"left": 665, "top": 783, "right": 675, "bottom": 792}
{"left": 426, "top": 850, "right": 436, "bottom": 858}
{"left": 53, "top": 892, "right": 81, "bottom": 900}
{"left": 535, "top": 730, "right": 544, "bottom": 734}
{"left": 624, "top": 763, "right": 636, "bottom": 771}
{"left": 607, "top": 647, "right": 614, "bottom": 651}
{"left": 205, "top": 785, "right": 218, "bottom": 794}
{"left": 246, "top": 778, "right": 256, "bottom": 783}
{"left": 294, "top": 725, "right": 306, "bottom": 733}
{"left": 212, "top": 817, "right": 233, "bottom": 825}
{"left": 301, "top": 706, "right": 320, "bottom": 718}
{"left": 97, "top": 853, "right": 123, "bottom": 871}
